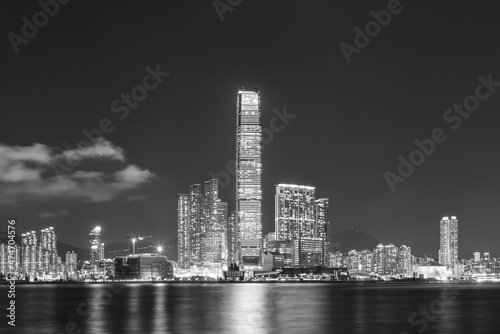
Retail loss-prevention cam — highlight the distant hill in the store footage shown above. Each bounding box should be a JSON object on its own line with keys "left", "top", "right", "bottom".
{"left": 329, "top": 229, "right": 380, "bottom": 253}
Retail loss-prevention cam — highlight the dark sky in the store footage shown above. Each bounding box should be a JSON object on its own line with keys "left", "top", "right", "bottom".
{"left": 1, "top": 0, "right": 499, "bottom": 257}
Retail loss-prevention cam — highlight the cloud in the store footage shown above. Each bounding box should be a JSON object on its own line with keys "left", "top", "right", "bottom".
{"left": 39, "top": 209, "right": 71, "bottom": 218}
{"left": 0, "top": 143, "right": 52, "bottom": 182}
{"left": 0, "top": 140, "right": 155, "bottom": 205}
{"left": 61, "top": 139, "right": 125, "bottom": 162}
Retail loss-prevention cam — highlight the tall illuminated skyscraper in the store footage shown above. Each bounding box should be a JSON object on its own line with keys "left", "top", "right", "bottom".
{"left": 21, "top": 231, "right": 38, "bottom": 277}
{"left": 275, "top": 184, "right": 330, "bottom": 267}
{"left": 40, "top": 227, "right": 57, "bottom": 275}
{"left": 66, "top": 251, "right": 77, "bottom": 277}
{"left": 236, "top": 87, "right": 263, "bottom": 268}
{"left": 227, "top": 211, "right": 237, "bottom": 264}
{"left": 177, "top": 179, "right": 228, "bottom": 269}
{"left": 438, "top": 216, "right": 458, "bottom": 274}
{"left": 177, "top": 193, "right": 190, "bottom": 269}
{"left": 89, "top": 226, "right": 104, "bottom": 264}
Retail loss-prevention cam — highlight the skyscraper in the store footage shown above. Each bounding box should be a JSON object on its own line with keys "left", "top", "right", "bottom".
{"left": 236, "top": 87, "right": 262, "bottom": 268}
{"left": 177, "top": 193, "right": 190, "bottom": 269}
{"left": 177, "top": 179, "right": 228, "bottom": 269}
{"left": 21, "top": 231, "right": 38, "bottom": 277}
{"left": 275, "top": 184, "right": 330, "bottom": 267}
{"left": 66, "top": 251, "right": 77, "bottom": 277}
{"left": 40, "top": 227, "right": 57, "bottom": 275}
{"left": 373, "top": 243, "right": 398, "bottom": 274}
{"left": 89, "top": 226, "right": 104, "bottom": 265}
{"left": 439, "top": 216, "right": 458, "bottom": 274}
{"left": 227, "top": 211, "right": 237, "bottom": 264}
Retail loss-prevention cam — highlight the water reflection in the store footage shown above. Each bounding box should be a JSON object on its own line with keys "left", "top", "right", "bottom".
{"left": 2, "top": 283, "right": 500, "bottom": 334}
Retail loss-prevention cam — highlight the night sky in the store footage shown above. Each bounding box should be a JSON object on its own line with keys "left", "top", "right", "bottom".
{"left": 1, "top": 0, "right": 499, "bottom": 257}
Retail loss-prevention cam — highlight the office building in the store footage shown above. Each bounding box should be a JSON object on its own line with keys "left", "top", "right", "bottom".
{"left": 438, "top": 216, "right": 458, "bottom": 274}
{"left": 177, "top": 179, "right": 228, "bottom": 269}
{"left": 66, "top": 251, "right": 77, "bottom": 277}
{"left": 39, "top": 227, "right": 57, "bottom": 275}
{"left": 275, "top": 184, "right": 330, "bottom": 267}
{"left": 177, "top": 193, "right": 190, "bottom": 269}
{"left": 397, "top": 245, "right": 413, "bottom": 277}
{"left": 373, "top": 244, "right": 398, "bottom": 275}
{"left": 227, "top": 211, "right": 237, "bottom": 264}
{"left": 473, "top": 251, "right": 481, "bottom": 262}
{"left": 21, "top": 231, "right": 38, "bottom": 277}
{"left": 236, "top": 87, "right": 263, "bottom": 268}
{"left": 89, "top": 226, "right": 104, "bottom": 265}
{"left": 115, "top": 254, "right": 173, "bottom": 280}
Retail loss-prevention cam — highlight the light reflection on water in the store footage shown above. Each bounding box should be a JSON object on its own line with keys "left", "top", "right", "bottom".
{"left": 3, "top": 283, "right": 500, "bottom": 334}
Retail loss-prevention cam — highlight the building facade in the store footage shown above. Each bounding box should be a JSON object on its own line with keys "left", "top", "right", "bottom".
{"left": 236, "top": 87, "right": 263, "bottom": 268}
{"left": 438, "top": 216, "right": 459, "bottom": 275}
{"left": 373, "top": 244, "right": 398, "bottom": 275}
{"left": 21, "top": 231, "right": 38, "bottom": 277}
{"left": 115, "top": 255, "right": 173, "bottom": 280}
{"left": 177, "top": 179, "right": 228, "bottom": 270}
{"left": 89, "top": 226, "right": 104, "bottom": 266}
{"left": 275, "top": 184, "right": 330, "bottom": 267}
{"left": 39, "top": 227, "right": 57, "bottom": 276}
{"left": 66, "top": 251, "right": 77, "bottom": 278}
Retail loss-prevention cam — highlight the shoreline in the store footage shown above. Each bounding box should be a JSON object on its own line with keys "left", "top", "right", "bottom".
{"left": 0, "top": 280, "right": 489, "bottom": 285}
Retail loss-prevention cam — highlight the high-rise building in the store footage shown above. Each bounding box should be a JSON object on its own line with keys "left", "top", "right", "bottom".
{"left": 0, "top": 244, "right": 6, "bottom": 275}
{"left": 40, "top": 227, "right": 57, "bottom": 275}
{"left": 66, "top": 251, "right": 77, "bottom": 277}
{"left": 438, "top": 216, "right": 458, "bottom": 274}
{"left": 177, "top": 193, "right": 190, "bottom": 269}
{"left": 373, "top": 244, "right": 398, "bottom": 274}
{"left": 21, "top": 231, "right": 38, "bottom": 277}
{"left": 189, "top": 184, "right": 204, "bottom": 265}
{"left": 215, "top": 201, "right": 228, "bottom": 263}
{"left": 315, "top": 198, "right": 330, "bottom": 266}
{"left": 89, "top": 226, "right": 104, "bottom": 265}
{"left": 204, "top": 180, "right": 227, "bottom": 264}
{"left": 177, "top": 179, "right": 228, "bottom": 269}
{"left": 0, "top": 243, "right": 20, "bottom": 277}
{"left": 275, "top": 184, "right": 330, "bottom": 267}
{"left": 227, "top": 211, "right": 237, "bottom": 264}
{"left": 397, "top": 245, "right": 413, "bottom": 277}
{"left": 473, "top": 251, "right": 481, "bottom": 262}
{"left": 236, "top": 87, "right": 263, "bottom": 268}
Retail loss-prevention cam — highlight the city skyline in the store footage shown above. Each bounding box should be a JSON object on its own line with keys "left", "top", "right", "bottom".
{"left": 1, "top": 1, "right": 500, "bottom": 258}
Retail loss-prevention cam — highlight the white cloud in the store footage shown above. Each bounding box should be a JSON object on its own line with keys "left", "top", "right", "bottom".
{"left": 0, "top": 140, "right": 155, "bottom": 205}
{"left": 0, "top": 143, "right": 52, "bottom": 182}
{"left": 61, "top": 139, "right": 125, "bottom": 162}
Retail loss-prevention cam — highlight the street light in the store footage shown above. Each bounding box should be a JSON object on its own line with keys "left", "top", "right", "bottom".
{"left": 126, "top": 236, "right": 144, "bottom": 255}
{"left": 157, "top": 246, "right": 163, "bottom": 255}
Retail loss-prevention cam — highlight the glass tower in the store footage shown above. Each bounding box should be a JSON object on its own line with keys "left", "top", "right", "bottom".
{"left": 236, "top": 87, "right": 263, "bottom": 268}
{"left": 275, "top": 184, "right": 331, "bottom": 267}
{"left": 439, "top": 216, "right": 458, "bottom": 274}
{"left": 89, "top": 226, "right": 103, "bottom": 265}
{"left": 177, "top": 179, "right": 228, "bottom": 269}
